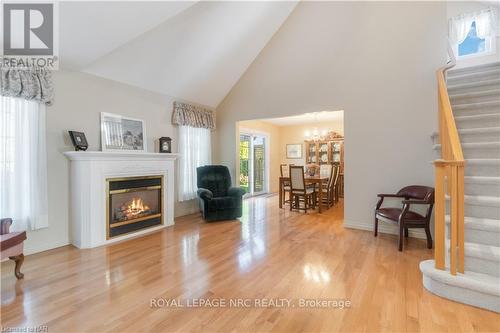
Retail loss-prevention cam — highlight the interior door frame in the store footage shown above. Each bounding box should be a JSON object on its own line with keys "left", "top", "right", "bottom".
{"left": 238, "top": 127, "right": 270, "bottom": 197}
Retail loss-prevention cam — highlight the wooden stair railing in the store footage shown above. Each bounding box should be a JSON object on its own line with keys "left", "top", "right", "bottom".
{"left": 434, "top": 50, "right": 465, "bottom": 275}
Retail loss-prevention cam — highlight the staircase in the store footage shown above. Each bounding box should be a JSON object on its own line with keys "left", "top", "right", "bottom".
{"left": 421, "top": 62, "right": 500, "bottom": 312}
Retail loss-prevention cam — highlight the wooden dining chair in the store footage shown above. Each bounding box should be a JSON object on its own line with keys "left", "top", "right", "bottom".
{"left": 280, "top": 164, "right": 292, "bottom": 205}
{"left": 289, "top": 165, "right": 316, "bottom": 213}
{"left": 332, "top": 165, "right": 341, "bottom": 203}
{"left": 318, "top": 164, "right": 334, "bottom": 207}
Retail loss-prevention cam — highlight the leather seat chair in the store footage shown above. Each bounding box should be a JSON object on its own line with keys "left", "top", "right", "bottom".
{"left": 197, "top": 165, "right": 245, "bottom": 222}
{"left": 374, "top": 185, "right": 435, "bottom": 251}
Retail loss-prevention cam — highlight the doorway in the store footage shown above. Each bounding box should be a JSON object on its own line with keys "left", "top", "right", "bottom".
{"left": 239, "top": 133, "right": 268, "bottom": 197}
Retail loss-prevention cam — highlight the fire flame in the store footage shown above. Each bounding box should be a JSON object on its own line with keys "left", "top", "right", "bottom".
{"left": 125, "top": 197, "right": 150, "bottom": 217}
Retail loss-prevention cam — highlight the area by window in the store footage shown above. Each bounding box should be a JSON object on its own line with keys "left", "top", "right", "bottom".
{"left": 449, "top": 8, "right": 498, "bottom": 58}
{"left": 178, "top": 125, "right": 212, "bottom": 201}
{"left": 458, "top": 21, "right": 491, "bottom": 57}
{"left": 0, "top": 95, "right": 48, "bottom": 231}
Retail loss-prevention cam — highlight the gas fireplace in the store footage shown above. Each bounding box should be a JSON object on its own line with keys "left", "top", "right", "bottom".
{"left": 106, "top": 175, "right": 163, "bottom": 239}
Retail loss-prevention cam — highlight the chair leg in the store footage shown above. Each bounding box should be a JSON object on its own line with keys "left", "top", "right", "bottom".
{"left": 425, "top": 227, "right": 433, "bottom": 249}
{"left": 9, "top": 254, "right": 24, "bottom": 279}
{"left": 404, "top": 228, "right": 409, "bottom": 237}
{"left": 374, "top": 215, "right": 378, "bottom": 237}
{"left": 398, "top": 223, "right": 404, "bottom": 251}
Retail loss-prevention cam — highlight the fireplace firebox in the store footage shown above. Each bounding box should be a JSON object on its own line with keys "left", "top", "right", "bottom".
{"left": 106, "top": 176, "right": 163, "bottom": 239}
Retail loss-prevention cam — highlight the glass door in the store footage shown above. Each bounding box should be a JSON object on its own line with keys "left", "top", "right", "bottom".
{"left": 252, "top": 135, "right": 266, "bottom": 195}
{"left": 239, "top": 133, "right": 267, "bottom": 197}
{"left": 239, "top": 134, "right": 251, "bottom": 195}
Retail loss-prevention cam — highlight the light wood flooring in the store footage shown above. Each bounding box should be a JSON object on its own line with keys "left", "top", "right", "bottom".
{"left": 1, "top": 196, "right": 499, "bottom": 332}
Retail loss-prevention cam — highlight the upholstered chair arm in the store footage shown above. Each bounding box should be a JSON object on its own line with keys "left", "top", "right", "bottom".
{"left": 402, "top": 199, "right": 428, "bottom": 205}
{"left": 228, "top": 187, "right": 245, "bottom": 197}
{"left": 377, "top": 194, "right": 405, "bottom": 198}
{"left": 376, "top": 194, "right": 405, "bottom": 210}
{"left": 0, "top": 218, "right": 12, "bottom": 235}
{"left": 197, "top": 188, "right": 213, "bottom": 201}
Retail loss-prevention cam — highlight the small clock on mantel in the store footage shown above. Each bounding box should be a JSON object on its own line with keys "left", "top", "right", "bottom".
{"left": 159, "top": 137, "right": 172, "bottom": 153}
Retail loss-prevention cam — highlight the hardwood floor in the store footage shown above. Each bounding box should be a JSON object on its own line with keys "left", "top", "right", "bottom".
{"left": 1, "top": 196, "right": 499, "bottom": 332}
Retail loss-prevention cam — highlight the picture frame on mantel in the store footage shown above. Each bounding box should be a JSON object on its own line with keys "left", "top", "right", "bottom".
{"left": 100, "top": 112, "right": 146, "bottom": 152}
{"left": 286, "top": 144, "right": 302, "bottom": 159}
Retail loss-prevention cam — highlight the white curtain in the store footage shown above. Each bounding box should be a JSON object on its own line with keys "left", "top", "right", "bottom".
{"left": 0, "top": 95, "right": 48, "bottom": 231}
{"left": 178, "top": 125, "right": 211, "bottom": 201}
{"left": 449, "top": 7, "right": 498, "bottom": 45}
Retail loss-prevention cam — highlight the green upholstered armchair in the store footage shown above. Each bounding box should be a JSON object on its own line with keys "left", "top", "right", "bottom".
{"left": 197, "top": 165, "right": 245, "bottom": 222}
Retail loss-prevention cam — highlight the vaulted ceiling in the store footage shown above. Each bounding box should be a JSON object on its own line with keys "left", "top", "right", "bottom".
{"left": 59, "top": 1, "right": 298, "bottom": 108}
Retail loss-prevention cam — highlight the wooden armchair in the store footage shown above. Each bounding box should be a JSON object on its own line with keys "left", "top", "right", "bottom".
{"left": 0, "top": 218, "right": 26, "bottom": 279}
{"left": 374, "top": 186, "right": 434, "bottom": 251}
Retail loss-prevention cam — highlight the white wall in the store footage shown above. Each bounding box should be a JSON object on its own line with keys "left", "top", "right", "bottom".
{"left": 26, "top": 70, "right": 200, "bottom": 255}
{"left": 447, "top": 1, "right": 500, "bottom": 68}
{"left": 215, "top": 1, "right": 447, "bottom": 236}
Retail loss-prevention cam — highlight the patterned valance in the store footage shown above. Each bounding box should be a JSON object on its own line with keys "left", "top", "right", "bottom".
{"left": 172, "top": 101, "right": 215, "bottom": 129}
{"left": 0, "top": 68, "right": 54, "bottom": 105}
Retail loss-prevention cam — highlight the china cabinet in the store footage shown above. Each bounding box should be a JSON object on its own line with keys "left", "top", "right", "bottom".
{"left": 304, "top": 131, "right": 344, "bottom": 197}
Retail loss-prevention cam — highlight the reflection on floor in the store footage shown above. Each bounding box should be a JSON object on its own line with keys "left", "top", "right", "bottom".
{"left": 1, "top": 196, "right": 498, "bottom": 332}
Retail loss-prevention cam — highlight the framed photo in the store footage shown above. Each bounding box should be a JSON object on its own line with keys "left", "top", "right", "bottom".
{"left": 286, "top": 144, "right": 302, "bottom": 159}
{"left": 68, "top": 131, "right": 88, "bottom": 151}
{"left": 100, "top": 112, "right": 146, "bottom": 152}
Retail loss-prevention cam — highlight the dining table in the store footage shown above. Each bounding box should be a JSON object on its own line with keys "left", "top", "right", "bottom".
{"left": 279, "top": 175, "right": 330, "bottom": 213}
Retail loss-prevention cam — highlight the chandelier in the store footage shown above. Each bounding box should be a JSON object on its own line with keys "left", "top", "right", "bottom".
{"left": 304, "top": 128, "right": 329, "bottom": 141}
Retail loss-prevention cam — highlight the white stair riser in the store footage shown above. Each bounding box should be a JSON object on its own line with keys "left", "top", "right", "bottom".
{"left": 462, "top": 147, "right": 500, "bottom": 159}
{"left": 465, "top": 204, "right": 500, "bottom": 220}
{"left": 448, "top": 81, "right": 500, "bottom": 94}
{"left": 465, "top": 183, "right": 500, "bottom": 196}
{"left": 456, "top": 117, "right": 500, "bottom": 129}
{"left": 458, "top": 132, "right": 500, "bottom": 143}
{"left": 448, "top": 71, "right": 500, "bottom": 84}
{"left": 465, "top": 164, "right": 500, "bottom": 177}
{"left": 465, "top": 257, "right": 500, "bottom": 277}
{"left": 449, "top": 63, "right": 500, "bottom": 76}
{"left": 447, "top": 202, "right": 500, "bottom": 219}
{"left": 446, "top": 223, "right": 500, "bottom": 247}
{"left": 422, "top": 274, "right": 500, "bottom": 312}
{"left": 454, "top": 106, "right": 500, "bottom": 117}
{"left": 451, "top": 93, "right": 500, "bottom": 105}
{"left": 434, "top": 131, "right": 500, "bottom": 144}
{"left": 435, "top": 145, "right": 500, "bottom": 158}
{"left": 444, "top": 245, "right": 500, "bottom": 277}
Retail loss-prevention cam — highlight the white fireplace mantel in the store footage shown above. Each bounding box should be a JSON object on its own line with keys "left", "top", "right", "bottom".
{"left": 64, "top": 151, "right": 178, "bottom": 248}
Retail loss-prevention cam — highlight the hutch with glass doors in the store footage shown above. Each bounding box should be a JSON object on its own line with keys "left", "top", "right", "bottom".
{"left": 304, "top": 131, "right": 344, "bottom": 197}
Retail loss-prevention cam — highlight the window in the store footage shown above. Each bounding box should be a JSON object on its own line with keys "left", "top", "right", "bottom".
{"left": 178, "top": 125, "right": 211, "bottom": 201}
{"left": 449, "top": 8, "right": 498, "bottom": 58}
{"left": 0, "top": 95, "right": 48, "bottom": 231}
{"left": 458, "top": 21, "right": 489, "bottom": 57}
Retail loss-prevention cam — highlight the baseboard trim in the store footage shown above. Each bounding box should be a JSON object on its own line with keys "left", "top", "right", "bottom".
{"left": 24, "top": 240, "right": 71, "bottom": 256}
{"left": 344, "top": 218, "right": 427, "bottom": 239}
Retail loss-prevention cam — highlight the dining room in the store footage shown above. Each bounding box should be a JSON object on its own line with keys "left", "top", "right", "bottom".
{"left": 236, "top": 110, "right": 344, "bottom": 215}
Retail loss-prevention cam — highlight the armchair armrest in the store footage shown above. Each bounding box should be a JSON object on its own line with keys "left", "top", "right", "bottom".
{"left": 197, "top": 188, "right": 213, "bottom": 201}
{"left": 228, "top": 186, "right": 245, "bottom": 197}
{"left": 376, "top": 194, "right": 404, "bottom": 209}
{"left": 402, "top": 199, "right": 428, "bottom": 205}
{"left": 1, "top": 218, "right": 12, "bottom": 235}
{"left": 377, "top": 194, "right": 405, "bottom": 198}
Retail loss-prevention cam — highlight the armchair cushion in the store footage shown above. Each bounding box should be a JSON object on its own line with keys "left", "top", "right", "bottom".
{"left": 376, "top": 208, "right": 425, "bottom": 222}
{"left": 209, "top": 197, "right": 236, "bottom": 211}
